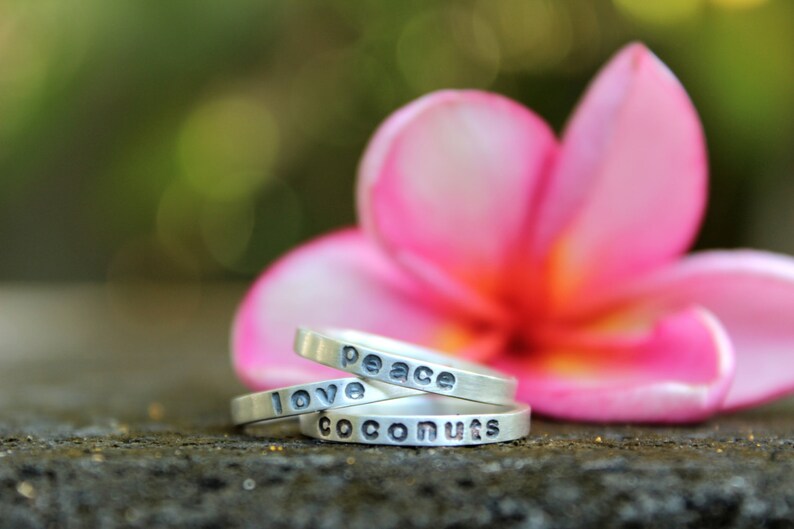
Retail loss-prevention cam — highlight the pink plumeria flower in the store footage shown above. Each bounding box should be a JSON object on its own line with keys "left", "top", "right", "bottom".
{"left": 232, "top": 43, "right": 794, "bottom": 423}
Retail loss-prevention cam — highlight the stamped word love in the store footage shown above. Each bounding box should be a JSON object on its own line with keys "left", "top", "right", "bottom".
{"left": 270, "top": 379, "right": 366, "bottom": 416}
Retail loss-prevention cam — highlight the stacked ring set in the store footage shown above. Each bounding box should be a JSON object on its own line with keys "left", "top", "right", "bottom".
{"left": 230, "top": 328, "right": 530, "bottom": 446}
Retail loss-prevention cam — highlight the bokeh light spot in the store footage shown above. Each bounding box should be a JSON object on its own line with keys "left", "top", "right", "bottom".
{"left": 397, "top": 8, "right": 500, "bottom": 94}
{"left": 476, "top": 0, "right": 574, "bottom": 73}
{"left": 710, "top": 0, "right": 767, "bottom": 9}
{"left": 156, "top": 182, "right": 202, "bottom": 265}
{"left": 613, "top": 0, "right": 702, "bottom": 26}
{"left": 178, "top": 93, "right": 279, "bottom": 200}
{"left": 200, "top": 197, "right": 256, "bottom": 270}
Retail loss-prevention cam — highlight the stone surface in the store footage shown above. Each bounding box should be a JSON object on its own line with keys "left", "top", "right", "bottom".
{"left": 1, "top": 285, "right": 793, "bottom": 529}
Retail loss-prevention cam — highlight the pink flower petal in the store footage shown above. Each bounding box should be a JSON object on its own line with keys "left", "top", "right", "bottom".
{"left": 606, "top": 250, "right": 794, "bottom": 410}
{"left": 494, "top": 307, "right": 734, "bottom": 423}
{"left": 534, "top": 43, "right": 707, "bottom": 314}
{"left": 358, "top": 90, "right": 557, "bottom": 317}
{"left": 231, "top": 229, "right": 499, "bottom": 389}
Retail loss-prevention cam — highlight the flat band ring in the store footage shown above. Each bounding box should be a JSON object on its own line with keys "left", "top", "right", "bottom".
{"left": 299, "top": 395, "right": 531, "bottom": 446}
{"left": 231, "top": 377, "right": 421, "bottom": 426}
{"left": 294, "top": 328, "right": 517, "bottom": 405}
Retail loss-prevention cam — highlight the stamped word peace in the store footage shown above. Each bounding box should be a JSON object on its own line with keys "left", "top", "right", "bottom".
{"left": 340, "top": 345, "right": 457, "bottom": 390}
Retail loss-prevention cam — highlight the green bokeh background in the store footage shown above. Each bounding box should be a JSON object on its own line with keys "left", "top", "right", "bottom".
{"left": 1, "top": 0, "right": 792, "bottom": 283}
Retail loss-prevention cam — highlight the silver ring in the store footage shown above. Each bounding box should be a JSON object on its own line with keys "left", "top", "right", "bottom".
{"left": 299, "top": 395, "right": 530, "bottom": 446}
{"left": 294, "top": 328, "right": 517, "bottom": 405}
{"left": 231, "top": 377, "right": 421, "bottom": 426}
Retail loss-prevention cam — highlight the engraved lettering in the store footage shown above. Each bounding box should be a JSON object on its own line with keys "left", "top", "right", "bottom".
{"left": 270, "top": 392, "right": 283, "bottom": 415}
{"left": 345, "top": 381, "right": 365, "bottom": 400}
{"left": 336, "top": 419, "right": 353, "bottom": 438}
{"left": 362, "top": 354, "right": 383, "bottom": 375}
{"left": 319, "top": 416, "right": 331, "bottom": 436}
{"left": 389, "top": 362, "right": 409, "bottom": 383}
{"left": 362, "top": 420, "right": 380, "bottom": 440}
{"left": 486, "top": 419, "right": 500, "bottom": 438}
{"left": 470, "top": 419, "right": 482, "bottom": 441}
{"left": 437, "top": 371, "right": 456, "bottom": 390}
{"left": 414, "top": 366, "right": 433, "bottom": 385}
{"left": 417, "top": 421, "right": 437, "bottom": 441}
{"left": 445, "top": 421, "right": 464, "bottom": 441}
{"left": 341, "top": 345, "right": 359, "bottom": 367}
{"left": 314, "top": 384, "right": 338, "bottom": 406}
{"left": 291, "top": 389, "right": 311, "bottom": 410}
{"left": 388, "top": 422, "right": 408, "bottom": 442}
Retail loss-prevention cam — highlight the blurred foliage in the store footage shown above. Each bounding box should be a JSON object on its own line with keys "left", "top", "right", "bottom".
{"left": 0, "top": 0, "right": 792, "bottom": 282}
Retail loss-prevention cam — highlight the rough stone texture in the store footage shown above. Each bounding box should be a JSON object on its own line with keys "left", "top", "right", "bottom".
{"left": 1, "top": 285, "right": 793, "bottom": 529}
